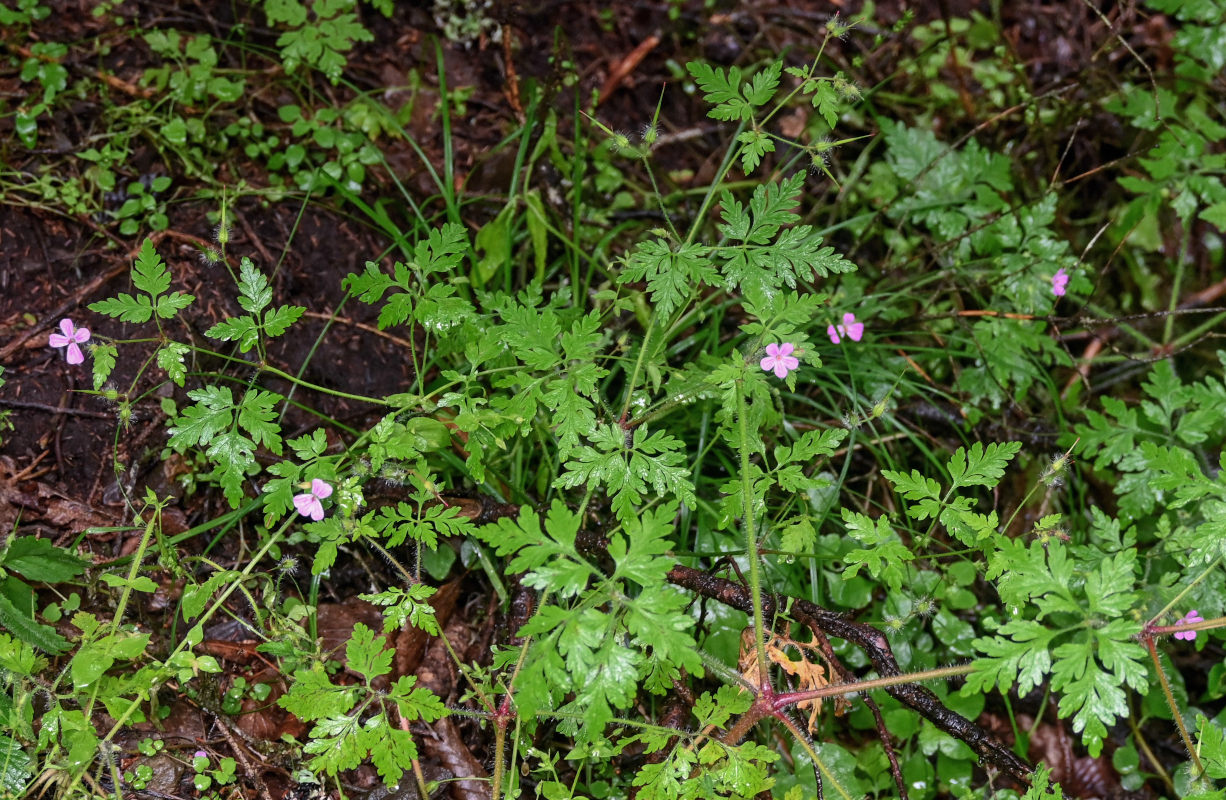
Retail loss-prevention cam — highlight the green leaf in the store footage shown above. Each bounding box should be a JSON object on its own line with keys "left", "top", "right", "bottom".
{"left": 3, "top": 537, "right": 89, "bottom": 582}
{"left": 272, "top": 0, "right": 374, "bottom": 83}
{"left": 610, "top": 502, "right": 679, "bottom": 588}
{"left": 810, "top": 79, "right": 842, "bottom": 127}
{"left": 840, "top": 509, "right": 913, "bottom": 592}
{"left": 182, "top": 569, "right": 242, "bottom": 620}
{"left": 996, "top": 541, "right": 1079, "bottom": 618}
{"left": 618, "top": 240, "right": 716, "bottom": 320}
{"left": 0, "top": 631, "right": 41, "bottom": 675}
{"left": 1196, "top": 714, "right": 1226, "bottom": 780}
{"left": 882, "top": 468, "right": 942, "bottom": 520}
{"left": 365, "top": 722, "right": 417, "bottom": 785}
{"left": 408, "top": 221, "right": 469, "bottom": 277}
{"left": 693, "top": 685, "right": 752, "bottom": 731}
{"left": 206, "top": 316, "right": 259, "bottom": 352}
{"left": 131, "top": 238, "right": 171, "bottom": 297}
{"left": 475, "top": 502, "right": 596, "bottom": 598}
{"left": 345, "top": 623, "right": 393, "bottom": 681}
{"left": 168, "top": 385, "right": 235, "bottom": 450}
{"left": 344, "top": 223, "right": 470, "bottom": 331}
{"left": 263, "top": 304, "right": 305, "bottom": 337}
{"left": 1051, "top": 638, "right": 1133, "bottom": 758}
{"left": 686, "top": 59, "right": 780, "bottom": 122}
{"left": 156, "top": 341, "right": 190, "bottom": 386}
{"left": 543, "top": 378, "right": 599, "bottom": 459}
{"left": 496, "top": 302, "right": 562, "bottom": 370}
{"left": 388, "top": 674, "right": 446, "bottom": 722}
{"left": 737, "top": 129, "right": 776, "bottom": 174}
{"left": 1076, "top": 396, "right": 1146, "bottom": 469}
{"left": 553, "top": 609, "right": 640, "bottom": 744}
{"left": 1084, "top": 550, "right": 1139, "bottom": 615}
{"left": 277, "top": 622, "right": 443, "bottom": 789}
{"left": 238, "top": 389, "right": 283, "bottom": 455}
{"left": 235, "top": 257, "right": 272, "bottom": 314}
{"left": 289, "top": 428, "right": 329, "bottom": 460}
{"left": 687, "top": 61, "right": 752, "bottom": 121}
{"left": 623, "top": 586, "right": 702, "bottom": 691}
{"left": 100, "top": 572, "right": 158, "bottom": 593}
{"left": 744, "top": 60, "right": 781, "bottom": 106}
{"left": 154, "top": 291, "right": 194, "bottom": 319}
{"left": 555, "top": 424, "right": 696, "bottom": 522}
{"left": 0, "top": 587, "right": 69, "bottom": 654}
{"left": 206, "top": 430, "right": 256, "bottom": 507}
{"left": 778, "top": 517, "right": 816, "bottom": 555}
{"left": 716, "top": 173, "right": 856, "bottom": 304}
{"left": 360, "top": 585, "right": 440, "bottom": 635}
{"left": 278, "top": 666, "right": 357, "bottom": 722}
{"left": 89, "top": 293, "right": 154, "bottom": 323}
{"left": 165, "top": 384, "right": 279, "bottom": 506}
{"left": 90, "top": 240, "right": 191, "bottom": 323}
{"left": 91, "top": 343, "right": 117, "bottom": 389}
{"left": 948, "top": 441, "right": 1022, "bottom": 489}
{"left": 773, "top": 427, "right": 847, "bottom": 465}
{"left": 965, "top": 620, "right": 1056, "bottom": 698}
{"left": 0, "top": 735, "right": 33, "bottom": 796}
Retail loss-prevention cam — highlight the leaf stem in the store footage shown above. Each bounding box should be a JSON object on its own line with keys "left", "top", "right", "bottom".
{"left": 735, "top": 370, "right": 769, "bottom": 680}
{"left": 1143, "top": 633, "right": 1203, "bottom": 776}
{"left": 618, "top": 316, "right": 654, "bottom": 423}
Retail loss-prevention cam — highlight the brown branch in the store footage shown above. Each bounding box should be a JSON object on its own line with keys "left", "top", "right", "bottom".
{"left": 666, "top": 564, "right": 1033, "bottom": 785}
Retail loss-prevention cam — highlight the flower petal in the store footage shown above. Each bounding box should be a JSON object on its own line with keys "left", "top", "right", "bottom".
{"left": 842, "top": 313, "right": 857, "bottom": 326}
{"left": 827, "top": 325, "right": 840, "bottom": 344}
{"left": 49, "top": 332, "right": 70, "bottom": 348}
{"left": 1051, "top": 269, "right": 1069, "bottom": 297}
{"left": 774, "top": 361, "right": 789, "bottom": 378}
{"left": 765, "top": 343, "right": 781, "bottom": 357}
{"left": 760, "top": 356, "right": 777, "bottom": 373}
{"left": 73, "top": 326, "right": 91, "bottom": 344}
{"left": 66, "top": 343, "right": 84, "bottom": 365}
{"left": 846, "top": 322, "right": 864, "bottom": 342}
{"left": 310, "top": 479, "right": 333, "bottom": 499}
{"left": 777, "top": 343, "right": 794, "bottom": 357}
{"left": 781, "top": 355, "right": 799, "bottom": 371}
{"left": 293, "top": 493, "right": 319, "bottom": 518}
{"left": 59, "top": 318, "right": 76, "bottom": 337}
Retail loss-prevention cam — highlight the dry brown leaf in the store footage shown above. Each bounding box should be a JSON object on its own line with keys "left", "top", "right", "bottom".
{"left": 736, "top": 627, "right": 837, "bottom": 734}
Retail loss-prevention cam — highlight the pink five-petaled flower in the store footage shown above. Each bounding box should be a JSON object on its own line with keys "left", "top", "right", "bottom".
{"left": 293, "top": 479, "right": 333, "bottom": 522}
{"left": 48, "top": 318, "right": 91, "bottom": 365}
{"left": 1174, "top": 610, "right": 1204, "bottom": 641}
{"left": 760, "top": 342, "right": 800, "bottom": 379}
{"left": 1052, "top": 268, "right": 1069, "bottom": 297}
{"left": 826, "top": 312, "right": 864, "bottom": 345}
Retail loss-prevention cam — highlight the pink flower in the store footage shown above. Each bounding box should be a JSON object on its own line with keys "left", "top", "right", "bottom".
{"left": 48, "top": 318, "right": 91, "bottom": 365}
{"left": 1052, "top": 268, "right": 1069, "bottom": 297}
{"left": 760, "top": 342, "right": 800, "bottom": 378}
{"left": 293, "top": 479, "right": 333, "bottom": 521}
{"left": 826, "top": 313, "right": 864, "bottom": 344}
{"left": 1174, "top": 610, "right": 1204, "bottom": 641}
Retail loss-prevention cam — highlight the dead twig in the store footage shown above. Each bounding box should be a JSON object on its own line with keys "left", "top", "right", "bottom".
{"left": 597, "top": 33, "right": 662, "bottom": 107}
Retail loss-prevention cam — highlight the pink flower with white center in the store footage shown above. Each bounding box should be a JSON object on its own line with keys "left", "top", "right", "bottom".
{"left": 1174, "top": 610, "right": 1204, "bottom": 641}
{"left": 760, "top": 343, "right": 799, "bottom": 379}
{"left": 1052, "top": 268, "right": 1069, "bottom": 297}
{"left": 48, "top": 318, "right": 91, "bottom": 365}
{"left": 293, "top": 479, "right": 333, "bottom": 521}
{"left": 826, "top": 312, "right": 864, "bottom": 344}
